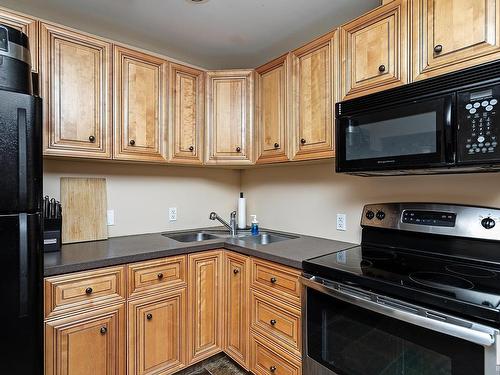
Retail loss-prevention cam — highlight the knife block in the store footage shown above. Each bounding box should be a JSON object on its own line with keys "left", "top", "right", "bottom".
{"left": 44, "top": 218, "right": 62, "bottom": 252}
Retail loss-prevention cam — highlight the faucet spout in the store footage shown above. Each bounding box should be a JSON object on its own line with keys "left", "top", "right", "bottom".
{"left": 209, "top": 211, "right": 237, "bottom": 236}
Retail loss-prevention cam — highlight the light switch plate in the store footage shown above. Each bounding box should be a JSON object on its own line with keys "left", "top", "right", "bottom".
{"left": 336, "top": 213, "right": 347, "bottom": 231}
{"left": 107, "top": 210, "right": 115, "bottom": 226}
{"left": 169, "top": 207, "right": 177, "bottom": 222}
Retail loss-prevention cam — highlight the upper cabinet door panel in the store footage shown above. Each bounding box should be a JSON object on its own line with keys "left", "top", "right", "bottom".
{"left": 291, "top": 32, "right": 337, "bottom": 161}
{"left": 0, "top": 8, "right": 38, "bottom": 72}
{"left": 168, "top": 63, "right": 204, "bottom": 165}
{"left": 206, "top": 70, "right": 254, "bottom": 165}
{"left": 341, "top": 0, "right": 408, "bottom": 99}
{"left": 41, "top": 23, "right": 112, "bottom": 159}
{"left": 114, "top": 46, "right": 167, "bottom": 162}
{"left": 255, "top": 54, "right": 289, "bottom": 164}
{"left": 413, "top": 0, "right": 500, "bottom": 80}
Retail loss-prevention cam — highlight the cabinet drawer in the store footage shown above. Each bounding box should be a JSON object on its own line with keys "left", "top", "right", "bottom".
{"left": 128, "top": 256, "right": 187, "bottom": 298}
{"left": 251, "top": 290, "right": 301, "bottom": 357}
{"left": 44, "top": 266, "right": 126, "bottom": 319}
{"left": 251, "top": 258, "right": 301, "bottom": 306}
{"left": 250, "top": 333, "right": 301, "bottom": 375}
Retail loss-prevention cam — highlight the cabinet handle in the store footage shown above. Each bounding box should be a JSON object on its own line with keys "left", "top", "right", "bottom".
{"left": 270, "top": 319, "right": 277, "bottom": 326}
{"left": 100, "top": 327, "right": 107, "bottom": 335}
{"left": 378, "top": 64, "right": 386, "bottom": 72}
{"left": 434, "top": 44, "right": 443, "bottom": 53}
{"left": 147, "top": 313, "right": 153, "bottom": 320}
{"left": 300, "top": 138, "right": 306, "bottom": 144}
{"left": 270, "top": 277, "right": 277, "bottom": 284}
{"left": 157, "top": 273, "right": 164, "bottom": 280}
{"left": 233, "top": 269, "right": 240, "bottom": 274}
{"left": 189, "top": 145, "right": 194, "bottom": 152}
{"left": 85, "top": 287, "right": 93, "bottom": 295}
{"left": 274, "top": 142, "right": 279, "bottom": 149}
{"left": 236, "top": 146, "right": 241, "bottom": 152}
{"left": 88, "top": 135, "right": 95, "bottom": 143}
{"left": 129, "top": 139, "right": 135, "bottom": 146}
{"left": 270, "top": 366, "right": 277, "bottom": 373}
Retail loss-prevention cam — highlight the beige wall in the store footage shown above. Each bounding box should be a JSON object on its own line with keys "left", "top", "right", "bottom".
{"left": 43, "top": 159, "right": 241, "bottom": 238}
{"left": 241, "top": 162, "right": 500, "bottom": 244}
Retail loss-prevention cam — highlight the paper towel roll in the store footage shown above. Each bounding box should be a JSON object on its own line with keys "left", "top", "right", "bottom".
{"left": 238, "top": 193, "right": 246, "bottom": 229}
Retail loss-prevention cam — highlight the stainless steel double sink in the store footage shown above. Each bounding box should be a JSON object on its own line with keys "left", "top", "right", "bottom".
{"left": 163, "top": 230, "right": 297, "bottom": 245}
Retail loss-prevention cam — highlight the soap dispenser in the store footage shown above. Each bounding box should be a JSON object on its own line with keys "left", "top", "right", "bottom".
{"left": 250, "top": 215, "right": 259, "bottom": 236}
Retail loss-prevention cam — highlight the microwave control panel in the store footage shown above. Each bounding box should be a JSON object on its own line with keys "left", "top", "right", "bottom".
{"left": 457, "top": 84, "right": 500, "bottom": 162}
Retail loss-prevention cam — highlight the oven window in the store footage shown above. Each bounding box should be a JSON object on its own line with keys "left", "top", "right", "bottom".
{"left": 307, "top": 288, "right": 484, "bottom": 375}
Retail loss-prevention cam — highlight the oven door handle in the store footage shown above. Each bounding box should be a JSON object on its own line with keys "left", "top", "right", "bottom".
{"left": 300, "top": 275, "right": 498, "bottom": 347}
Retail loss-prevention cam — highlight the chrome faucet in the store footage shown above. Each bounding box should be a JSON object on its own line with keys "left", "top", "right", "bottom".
{"left": 209, "top": 211, "right": 237, "bottom": 236}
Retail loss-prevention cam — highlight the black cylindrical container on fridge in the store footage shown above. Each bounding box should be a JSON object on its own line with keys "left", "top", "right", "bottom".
{"left": 0, "top": 23, "right": 32, "bottom": 94}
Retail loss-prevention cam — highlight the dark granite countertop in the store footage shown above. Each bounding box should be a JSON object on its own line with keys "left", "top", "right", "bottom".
{"left": 44, "top": 227, "right": 356, "bottom": 276}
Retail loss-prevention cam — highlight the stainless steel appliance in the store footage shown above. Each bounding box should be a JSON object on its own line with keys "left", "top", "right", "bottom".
{"left": 336, "top": 60, "right": 500, "bottom": 175}
{"left": 0, "top": 24, "right": 43, "bottom": 374}
{"left": 302, "top": 203, "right": 500, "bottom": 375}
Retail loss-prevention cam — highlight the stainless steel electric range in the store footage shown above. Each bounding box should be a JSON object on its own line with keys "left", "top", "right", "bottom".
{"left": 301, "top": 203, "right": 500, "bottom": 375}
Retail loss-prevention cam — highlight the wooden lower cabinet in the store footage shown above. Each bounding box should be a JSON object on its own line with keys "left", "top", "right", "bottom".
{"left": 250, "top": 332, "right": 301, "bottom": 375}
{"left": 45, "top": 303, "right": 126, "bottom": 375}
{"left": 128, "top": 289, "right": 187, "bottom": 375}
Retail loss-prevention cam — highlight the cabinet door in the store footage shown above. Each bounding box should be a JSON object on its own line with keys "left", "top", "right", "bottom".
{"left": 45, "top": 304, "right": 125, "bottom": 375}
{"left": 206, "top": 70, "right": 254, "bottom": 165}
{"left": 223, "top": 251, "right": 250, "bottom": 369}
{"left": 114, "top": 46, "right": 167, "bottom": 162}
{"left": 0, "top": 7, "right": 38, "bottom": 72}
{"left": 255, "top": 54, "right": 290, "bottom": 164}
{"left": 41, "top": 23, "right": 112, "bottom": 159}
{"left": 128, "top": 289, "right": 186, "bottom": 375}
{"left": 340, "top": 0, "right": 408, "bottom": 99}
{"left": 291, "top": 32, "right": 336, "bottom": 161}
{"left": 412, "top": 0, "right": 500, "bottom": 80}
{"left": 187, "top": 250, "right": 223, "bottom": 364}
{"left": 168, "top": 63, "right": 204, "bottom": 164}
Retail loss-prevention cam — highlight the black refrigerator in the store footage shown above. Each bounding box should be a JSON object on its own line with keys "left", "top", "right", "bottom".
{"left": 0, "top": 24, "right": 43, "bottom": 374}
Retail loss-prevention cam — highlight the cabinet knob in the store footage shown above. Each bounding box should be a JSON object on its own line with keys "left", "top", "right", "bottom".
{"left": 378, "top": 64, "right": 386, "bottom": 72}
{"left": 434, "top": 44, "right": 443, "bottom": 53}
{"left": 274, "top": 142, "right": 280, "bottom": 149}
{"left": 100, "top": 327, "right": 107, "bottom": 335}
{"left": 189, "top": 145, "right": 194, "bottom": 152}
{"left": 270, "top": 277, "right": 277, "bottom": 284}
{"left": 88, "top": 135, "right": 95, "bottom": 143}
{"left": 233, "top": 269, "right": 240, "bottom": 274}
{"left": 147, "top": 313, "right": 153, "bottom": 320}
{"left": 129, "top": 139, "right": 135, "bottom": 146}
{"left": 270, "top": 319, "right": 277, "bottom": 326}
{"left": 270, "top": 366, "right": 277, "bottom": 373}
{"left": 300, "top": 138, "right": 306, "bottom": 144}
{"left": 85, "top": 287, "right": 93, "bottom": 295}
{"left": 157, "top": 273, "right": 164, "bottom": 280}
{"left": 236, "top": 146, "right": 241, "bottom": 152}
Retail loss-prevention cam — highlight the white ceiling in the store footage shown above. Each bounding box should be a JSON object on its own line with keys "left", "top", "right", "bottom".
{"left": 1, "top": 0, "right": 381, "bottom": 69}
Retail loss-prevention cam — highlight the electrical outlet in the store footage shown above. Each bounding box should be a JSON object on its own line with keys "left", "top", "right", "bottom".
{"left": 169, "top": 207, "right": 177, "bottom": 222}
{"left": 107, "top": 210, "right": 115, "bottom": 226}
{"left": 336, "top": 213, "right": 347, "bottom": 231}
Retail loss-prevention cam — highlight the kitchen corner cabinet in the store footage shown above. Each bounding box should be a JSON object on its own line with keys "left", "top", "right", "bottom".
{"left": 45, "top": 303, "right": 126, "bottom": 375}
{"left": 340, "top": 0, "right": 409, "bottom": 99}
{"left": 41, "top": 23, "right": 112, "bottom": 159}
{"left": 255, "top": 54, "right": 290, "bottom": 164}
{"left": 291, "top": 31, "right": 337, "bottom": 161}
{"left": 114, "top": 46, "right": 168, "bottom": 162}
{"left": 187, "top": 250, "right": 223, "bottom": 364}
{"left": 223, "top": 251, "right": 250, "bottom": 369}
{"left": 168, "top": 63, "right": 204, "bottom": 165}
{"left": 412, "top": 0, "right": 500, "bottom": 81}
{"left": 0, "top": 7, "right": 38, "bottom": 72}
{"left": 205, "top": 70, "right": 254, "bottom": 165}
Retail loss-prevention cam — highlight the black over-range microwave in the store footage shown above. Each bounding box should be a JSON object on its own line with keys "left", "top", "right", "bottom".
{"left": 335, "top": 60, "right": 500, "bottom": 176}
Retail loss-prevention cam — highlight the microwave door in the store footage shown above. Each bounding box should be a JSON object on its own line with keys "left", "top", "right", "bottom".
{"left": 336, "top": 96, "right": 453, "bottom": 174}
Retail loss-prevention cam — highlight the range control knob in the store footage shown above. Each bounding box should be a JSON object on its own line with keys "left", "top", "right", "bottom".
{"left": 376, "top": 211, "right": 386, "bottom": 220}
{"left": 365, "top": 210, "right": 375, "bottom": 220}
{"left": 481, "top": 217, "right": 496, "bottom": 229}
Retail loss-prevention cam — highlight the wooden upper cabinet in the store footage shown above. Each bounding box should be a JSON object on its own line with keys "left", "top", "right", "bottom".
{"left": 412, "top": 0, "right": 500, "bottom": 80}
{"left": 340, "top": 0, "right": 409, "bottom": 99}
{"left": 0, "top": 7, "right": 38, "bottom": 72}
{"left": 255, "top": 54, "right": 290, "bottom": 164}
{"left": 168, "top": 63, "right": 204, "bottom": 164}
{"left": 114, "top": 46, "right": 168, "bottom": 162}
{"left": 41, "top": 23, "right": 112, "bottom": 159}
{"left": 206, "top": 70, "right": 254, "bottom": 165}
{"left": 291, "top": 31, "right": 337, "bottom": 161}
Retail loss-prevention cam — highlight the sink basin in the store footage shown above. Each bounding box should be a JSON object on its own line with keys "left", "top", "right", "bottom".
{"left": 239, "top": 233, "right": 296, "bottom": 245}
{"left": 164, "top": 232, "right": 220, "bottom": 242}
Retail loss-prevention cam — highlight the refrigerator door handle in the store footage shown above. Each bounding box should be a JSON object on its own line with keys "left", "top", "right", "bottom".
{"left": 18, "top": 213, "right": 28, "bottom": 317}
{"left": 18, "top": 108, "right": 27, "bottom": 207}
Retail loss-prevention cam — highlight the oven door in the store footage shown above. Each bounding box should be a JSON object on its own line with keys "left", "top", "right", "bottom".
{"left": 301, "top": 275, "right": 500, "bottom": 375}
{"left": 336, "top": 95, "right": 454, "bottom": 174}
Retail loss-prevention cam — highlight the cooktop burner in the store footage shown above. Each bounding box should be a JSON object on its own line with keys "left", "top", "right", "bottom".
{"left": 409, "top": 271, "right": 474, "bottom": 290}
{"left": 445, "top": 264, "right": 497, "bottom": 278}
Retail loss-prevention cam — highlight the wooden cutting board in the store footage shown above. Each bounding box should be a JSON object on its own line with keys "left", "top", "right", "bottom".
{"left": 60, "top": 177, "right": 108, "bottom": 244}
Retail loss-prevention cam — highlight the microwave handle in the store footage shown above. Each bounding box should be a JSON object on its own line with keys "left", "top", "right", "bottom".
{"left": 444, "top": 95, "right": 455, "bottom": 163}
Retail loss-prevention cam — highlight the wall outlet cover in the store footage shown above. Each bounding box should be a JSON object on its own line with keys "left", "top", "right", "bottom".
{"left": 169, "top": 207, "right": 177, "bottom": 222}
{"left": 107, "top": 210, "right": 115, "bottom": 226}
{"left": 336, "top": 213, "right": 347, "bottom": 231}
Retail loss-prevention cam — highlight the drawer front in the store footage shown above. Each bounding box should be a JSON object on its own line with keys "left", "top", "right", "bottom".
{"left": 251, "top": 259, "right": 301, "bottom": 306}
{"left": 44, "top": 266, "right": 126, "bottom": 319}
{"left": 250, "top": 333, "right": 301, "bottom": 375}
{"left": 128, "top": 256, "right": 187, "bottom": 298}
{"left": 251, "top": 290, "right": 301, "bottom": 356}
